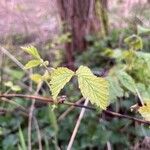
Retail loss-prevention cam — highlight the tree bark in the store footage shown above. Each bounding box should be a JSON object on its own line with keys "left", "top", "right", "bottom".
{"left": 57, "top": 0, "right": 100, "bottom": 69}
{"left": 95, "top": 0, "right": 109, "bottom": 37}
{"left": 57, "top": 0, "right": 107, "bottom": 68}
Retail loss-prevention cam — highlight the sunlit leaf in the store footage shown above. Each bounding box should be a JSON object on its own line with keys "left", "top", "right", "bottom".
{"left": 21, "top": 46, "right": 41, "bottom": 59}
{"left": 11, "top": 85, "right": 21, "bottom": 92}
{"left": 4, "top": 81, "right": 13, "bottom": 87}
{"left": 138, "top": 102, "right": 150, "bottom": 121}
{"left": 124, "top": 35, "right": 143, "bottom": 50}
{"left": 30, "top": 74, "right": 42, "bottom": 84}
{"left": 76, "top": 66, "right": 109, "bottom": 109}
{"left": 4, "top": 81, "right": 21, "bottom": 92}
{"left": 117, "top": 71, "right": 136, "bottom": 93}
{"left": 137, "top": 25, "right": 150, "bottom": 35}
{"left": 24, "top": 59, "right": 41, "bottom": 69}
{"left": 50, "top": 67, "right": 74, "bottom": 99}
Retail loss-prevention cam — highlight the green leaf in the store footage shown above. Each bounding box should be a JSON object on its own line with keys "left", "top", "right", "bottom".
{"left": 50, "top": 67, "right": 74, "bottom": 99}
{"left": 124, "top": 35, "right": 143, "bottom": 50}
{"left": 138, "top": 102, "right": 150, "bottom": 121}
{"left": 30, "top": 74, "right": 42, "bottom": 84}
{"left": 4, "top": 81, "right": 13, "bottom": 87}
{"left": 137, "top": 25, "right": 150, "bottom": 35}
{"left": 11, "top": 85, "right": 21, "bottom": 92}
{"left": 24, "top": 59, "right": 41, "bottom": 69}
{"left": 6, "top": 69, "right": 24, "bottom": 79}
{"left": 137, "top": 83, "right": 150, "bottom": 100}
{"left": 4, "top": 81, "right": 21, "bottom": 92}
{"left": 18, "top": 127, "right": 27, "bottom": 150}
{"left": 136, "top": 52, "right": 150, "bottom": 70}
{"left": 21, "top": 46, "right": 41, "bottom": 59}
{"left": 76, "top": 66, "right": 109, "bottom": 109}
{"left": 117, "top": 71, "right": 136, "bottom": 93}
{"left": 107, "top": 77, "right": 124, "bottom": 102}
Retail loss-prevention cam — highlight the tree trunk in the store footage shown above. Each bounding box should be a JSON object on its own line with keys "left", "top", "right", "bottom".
{"left": 95, "top": 0, "right": 109, "bottom": 37}
{"left": 57, "top": 0, "right": 108, "bottom": 69}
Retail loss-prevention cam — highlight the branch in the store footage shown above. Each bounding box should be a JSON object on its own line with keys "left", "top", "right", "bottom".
{"left": 0, "top": 94, "right": 150, "bottom": 125}
{"left": 0, "top": 46, "right": 28, "bottom": 74}
{"left": 67, "top": 99, "right": 89, "bottom": 150}
{"left": 28, "top": 82, "right": 43, "bottom": 150}
{"left": 58, "top": 98, "right": 84, "bottom": 121}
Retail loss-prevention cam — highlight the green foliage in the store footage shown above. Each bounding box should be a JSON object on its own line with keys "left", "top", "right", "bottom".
{"left": 137, "top": 25, "right": 150, "bottom": 35}
{"left": 4, "top": 69, "right": 24, "bottom": 80}
{"left": 108, "top": 35, "right": 150, "bottom": 102}
{"left": 76, "top": 66, "right": 109, "bottom": 109}
{"left": 21, "top": 46, "right": 47, "bottom": 70}
{"left": 49, "top": 65, "right": 109, "bottom": 109}
{"left": 30, "top": 74, "right": 43, "bottom": 84}
{"left": 137, "top": 83, "right": 150, "bottom": 100}
{"left": 76, "top": 32, "right": 150, "bottom": 108}
{"left": 22, "top": 46, "right": 109, "bottom": 109}
{"left": 24, "top": 59, "right": 42, "bottom": 69}
{"left": 21, "top": 46, "right": 41, "bottom": 59}
{"left": 107, "top": 77, "right": 124, "bottom": 102}
{"left": 1, "top": 29, "right": 150, "bottom": 149}
{"left": 4, "top": 81, "right": 21, "bottom": 92}
{"left": 53, "top": 32, "right": 71, "bottom": 45}
{"left": 50, "top": 67, "right": 74, "bottom": 100}
{"left": 18, "top": 127, "right": 27, "bottom": 150}
{"left": 107, "top": 69, "right": 138, "bottom": 102}
{"left": 124, "top": 34, "right": 143, "bottom": 50}
{"left": 138, "top": 102, "right": 150, "bottom": 121}
{"left": 117, "top": 71, "right": 136, "bottom": 93}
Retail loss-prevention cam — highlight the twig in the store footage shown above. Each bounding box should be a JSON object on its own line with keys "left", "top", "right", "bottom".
{"left": 106, "top": 141, "right": 112, "bottom": 150}
{"left": 135, "top": 88, "right": 144, "bottom": 106}
{"left": 58, "top": 98, "right": 84, "bottom": 121}
{"left": 0, "top": 46, "right": 42, "bottom": 149}
{"left": 0, "top": 97, "right": 26, "bottom": 111}
{"left": 33, "top": 117, "right": 43, "bottom": 150}
{"left": 0, "top": 46, "right": 28, "bottom": 74}
{"left": 0, "top": 94, "right": 54, "bottom": 103}
{"left": 28, "top": 68, "right": 33, "bottom": 150}
{"left": 67, "top": 99, "right": 89, "bottom": 150}
{"left": 0, "top": 94, "right": 150, "bottom": 125}
{"left": 28, "top": 82, "right": 43, "bottom": 150}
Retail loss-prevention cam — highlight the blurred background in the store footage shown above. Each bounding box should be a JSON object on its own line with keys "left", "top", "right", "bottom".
{"left": 0, "top": 0, "right": 150, "bottom": 149}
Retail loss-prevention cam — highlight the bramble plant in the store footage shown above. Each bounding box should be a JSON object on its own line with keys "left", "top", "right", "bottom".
{"left": 21, "top": 31, "right": 150, "bottom": 121}
{"left": 1, "top": 29, "right": 150, "bottom": 149}
{"left": 21, "top": 46, "right": 109, "bottom": 110}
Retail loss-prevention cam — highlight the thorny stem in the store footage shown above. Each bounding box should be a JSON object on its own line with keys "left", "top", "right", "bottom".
{"left": 0, "top": 94, "right": 150, "bottom": 125}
